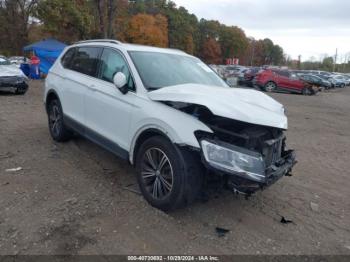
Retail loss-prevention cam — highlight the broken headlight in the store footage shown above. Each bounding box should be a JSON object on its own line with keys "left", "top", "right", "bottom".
{"left": 201, "top": 140, "right": 266, "bottom": 182}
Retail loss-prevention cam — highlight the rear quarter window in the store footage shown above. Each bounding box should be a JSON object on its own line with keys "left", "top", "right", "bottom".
{"left": 61, "top": 48, "right": 76, "bottom": 69}
{"left": 69, "top": 47, "right": 101, "bottom": 77}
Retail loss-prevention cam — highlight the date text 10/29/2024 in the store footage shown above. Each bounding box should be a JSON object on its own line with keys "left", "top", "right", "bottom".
{"left": 127, "top": 256, "right": 220, "bottom": 261}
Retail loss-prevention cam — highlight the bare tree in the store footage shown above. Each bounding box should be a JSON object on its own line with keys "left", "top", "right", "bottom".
{"left": 95, "top": 0, "right": 106, "bottom": 38}
{"left": 107, "top": 0, "right": 117, "bottom": 38}
{"left": 94, "top": 0, "right": 117, "bottom": 39}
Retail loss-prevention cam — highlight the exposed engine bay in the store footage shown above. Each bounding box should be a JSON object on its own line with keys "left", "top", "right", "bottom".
{"left": 164, "top": 101, "right": 296, "bottom": 195}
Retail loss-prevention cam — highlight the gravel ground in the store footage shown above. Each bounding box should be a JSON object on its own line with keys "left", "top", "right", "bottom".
{"left": 0, "top": 81, "right": 350, "bottom": 255}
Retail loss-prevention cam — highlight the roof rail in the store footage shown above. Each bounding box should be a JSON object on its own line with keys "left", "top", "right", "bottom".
{"left": 75, "top": 39, "right": 122, "bottom": 45}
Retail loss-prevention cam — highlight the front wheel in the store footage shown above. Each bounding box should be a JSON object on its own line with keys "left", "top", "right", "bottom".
{"left": 15, "top": 86, "right": 27, "bottom": 95}
{"left": 264, "top": 81, "right": 277, "bottom": 92}
{"left": 135, "top": 136, "right": 202, "bottom": 211}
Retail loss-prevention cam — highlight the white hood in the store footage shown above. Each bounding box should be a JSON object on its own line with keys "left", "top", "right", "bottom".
{"left": 0, "top": 65, "right": 26, "bottom": 78}
{"left": 148, "top": 84, "right": 288, "bottom": 129}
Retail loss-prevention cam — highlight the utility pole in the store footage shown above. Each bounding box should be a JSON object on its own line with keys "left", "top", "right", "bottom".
{"left": 333, "top": 48, "right": 338, "bottom": 72}
{"left": 298, "top": 55, "right": 301, "bottom": 69}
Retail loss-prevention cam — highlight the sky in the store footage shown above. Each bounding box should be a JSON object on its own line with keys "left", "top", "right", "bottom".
{"left": 173, "top": 0, "right": 350, "bottom": 62}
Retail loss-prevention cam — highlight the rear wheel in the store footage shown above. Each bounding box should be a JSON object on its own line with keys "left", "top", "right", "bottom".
{"left": 264, "top": 81, "right": 277, "bottom": 92}
{"left": 135, "top": 136, "right": 202, "bottom": 211}
{"left": 47, "top": 99, "right": 72, "bottom": 142}
{"left": 302, "top": 87, "right": 312, "bottom": 95}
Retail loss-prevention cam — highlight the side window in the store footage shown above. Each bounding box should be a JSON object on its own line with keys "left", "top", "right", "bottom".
{"left": 61, "top": 48, "right": 75, "bottom": 69}
{"left": 98, "top": 48, "right": 135, "bottom": 91}
{"left": 279, "top": 71, "right": 289, "bottom": 77}
{"left": 70, "top": 47, "right": 101, "bottom": 77}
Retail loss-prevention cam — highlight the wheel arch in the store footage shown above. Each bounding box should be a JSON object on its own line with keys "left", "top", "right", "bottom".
{"left": 129, "top": 121, "right": 211, "bottom": 165}
{"left": 265, "top": 80, "right": 277, "bottom": 87}
{"left": 45, "top": 89, "right": 60, "bottom": 113}
{"left": 130, "top": 128, "right": 171, "bottom": 165}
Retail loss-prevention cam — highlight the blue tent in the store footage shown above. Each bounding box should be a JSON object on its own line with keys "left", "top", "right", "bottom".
{"left": 23, "top": 38, "right": 67, "bottom": 74}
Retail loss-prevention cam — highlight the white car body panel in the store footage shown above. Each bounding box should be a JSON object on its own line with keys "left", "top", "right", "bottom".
{"left": 45, "top": 41, "right": 288, "bottom": 166}
{"left": 46, "top": 66, "right": 86, "bottom": 126}
{"left": 148, "top": 84, "right": 287, "bottom": 129}
{"left": 128, "top": 97, "right": 213, "bottom": 164}
{"left": 0, "top": 64, "right": 27, "bottom": 78}
{"left": 84, "top": 77, "right": 137, "bottom": 151}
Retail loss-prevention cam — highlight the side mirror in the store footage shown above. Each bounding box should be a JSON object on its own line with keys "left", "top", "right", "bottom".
{"left": 113, "top": 72, "right": 128, "bottom": 94}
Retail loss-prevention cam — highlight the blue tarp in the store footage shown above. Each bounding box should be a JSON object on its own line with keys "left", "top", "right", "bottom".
{"left": 23, "top": 38, "right": 67, "bottom": 74}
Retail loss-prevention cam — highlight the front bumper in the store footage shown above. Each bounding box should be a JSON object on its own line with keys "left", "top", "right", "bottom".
{"left": 252, "top": 79, "right": 264, "bottom": 89}
{"left": 264, "top": 149, "right": 296, "bottom": 185}
{"left": 207, "top": 147, "right": 296, "bottom": 195}
{"left": 0, "top": 76, "right": 28, "bottom": 93}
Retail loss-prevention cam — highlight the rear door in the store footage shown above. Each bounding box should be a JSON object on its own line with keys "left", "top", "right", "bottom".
{"left": 288, "top": 73, "right": 305, "bottom": 92}
{"left": 274, "top": 70, "right": 289, "bottom": 88}
{"left": 60, "top": 46, "right": 102, "bottom": 132}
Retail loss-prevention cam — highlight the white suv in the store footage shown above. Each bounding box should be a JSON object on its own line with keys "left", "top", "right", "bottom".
{"left": 44, "top": 40, "right": 296, "bottom": 211}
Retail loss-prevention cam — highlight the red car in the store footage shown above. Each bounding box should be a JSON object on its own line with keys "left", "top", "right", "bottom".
{"left": 253, "top": 69, "right": 315, "bottom": 95}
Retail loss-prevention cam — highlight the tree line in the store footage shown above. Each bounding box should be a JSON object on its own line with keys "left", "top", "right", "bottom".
{"left": 0, "top": 0, "right": 285, "bottom": 66}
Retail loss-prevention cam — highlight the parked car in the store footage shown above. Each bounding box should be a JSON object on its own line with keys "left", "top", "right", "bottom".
{"left": 254, "top": 69, "right": 315, "bottom": 95}
{"left": 317, "top": 75, "right": 333, "bottom": 87}
{"left": 298, "top": 74, "right": 331, "bottom": 90}
{"left": 239, "top": 67, "right": 261, "bottom": 87}
{"left": 327, "top": 76, "right": 346, "bottom": 88}
{"left": 224, "top": 65, "right": 247, "bottom": 77}
{"left": 44, "top": 40, "right": 296, "bottom": 211}
{"left": 0, "top": 57, "right": 28, "bottom": 94}
{"left": 9, "top": 56, "right": 28, "bottom": 67}
{"left": 342, "top": 75, "right": 350, "bottom": 85}
{"left": 332, "top": 75, "right": 349, "bottom": 86}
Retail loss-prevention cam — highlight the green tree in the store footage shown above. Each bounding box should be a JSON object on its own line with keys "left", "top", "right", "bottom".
{"left": 0, "top": 0, "right": 38, "bottom": 55}
{"left": 271, "top": 44, "right": 284, "bottom": 65}
{"left": 165, "top": 6, "right": 198, "bottom": 54}
{"left": 37, "top": 0, "right": 94, "bottom": 42}
{"left": 322, "top": 57, "right": 334, "bottom": 71}
{"left": 262, "top": 38, "right": 274, "bottom": 64}
{"left": 219, "top": 25, "right": 248, "bottom": 62}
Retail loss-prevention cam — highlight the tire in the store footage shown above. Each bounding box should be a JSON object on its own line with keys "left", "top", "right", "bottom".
{"left": 264, "top": 81, "right": 277, "bottom": 92}
{"left": 341, "top": 83, "right": 345, "bottom": 88}
{"left": 15, "top": 88, "right": 27, "bottom": 95}
{"left": 135, "top": 136, "right": 203, "bottom": 211}
{"left": 302, "top": 87, "right": 312, "bottom": 96}
{"left": 47, "top": 99, "right": 72, "bottom": 142}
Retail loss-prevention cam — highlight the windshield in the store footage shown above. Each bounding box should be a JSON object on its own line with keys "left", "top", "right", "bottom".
{"left": 0, "top": 58, "right": 11, "bottom": 65}
{"left": 129, "top": 51, "right": 228, "bottom": 90}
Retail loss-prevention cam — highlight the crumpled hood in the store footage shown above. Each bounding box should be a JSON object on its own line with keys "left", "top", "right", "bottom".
{"left": 0, "top": 65, "right": 26, "bottom": 78}
{"left": 148, "top": 84, "right": 288, "bottom": 129}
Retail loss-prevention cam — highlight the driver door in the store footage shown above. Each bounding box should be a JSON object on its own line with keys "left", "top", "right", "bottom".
{"left": 84, "top": 48, "right": 136, "bottom": 158}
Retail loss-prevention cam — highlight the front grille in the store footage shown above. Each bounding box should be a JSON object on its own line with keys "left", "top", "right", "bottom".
{"left": 0, "top": 76, "right": 23, "bottom": 85}
{"left": 263, "top": 136, "right": 284, "bottom": 167}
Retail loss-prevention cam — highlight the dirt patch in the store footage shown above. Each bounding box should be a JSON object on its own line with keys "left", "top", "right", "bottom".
{"left": 0, "top": 81, "right": 349, "bottom": 255}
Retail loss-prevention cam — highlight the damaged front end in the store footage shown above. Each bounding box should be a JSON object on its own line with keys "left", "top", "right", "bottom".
{"left": 0, "top": 75, "right": 28, "bottom": 93}
{"left": 168, "top": 102, "right": 296, "bottom": 195}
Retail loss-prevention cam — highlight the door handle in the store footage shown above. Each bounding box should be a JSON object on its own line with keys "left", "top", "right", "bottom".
{"left": 89, "top": 85, "right": 97, "bottom": 92}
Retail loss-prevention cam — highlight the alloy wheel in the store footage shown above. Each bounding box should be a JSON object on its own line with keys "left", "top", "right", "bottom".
{"left": 141, "top": 147, "right": 174, "bottom": 200}
{"left": 265, "top": 82, "right": 276, "bottom": 92}
{"left": 49, "top": 103, "right": 62, "bottom": 137}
